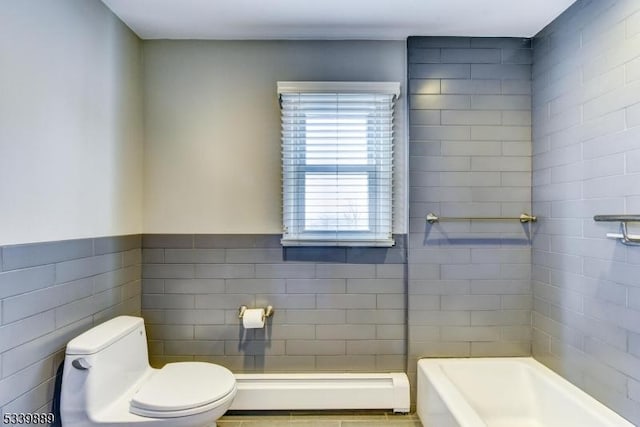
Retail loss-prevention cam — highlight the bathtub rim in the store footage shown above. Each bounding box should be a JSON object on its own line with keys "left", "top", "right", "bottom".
{"left": 417, "top": 356, "right": 634, "bottom": 427}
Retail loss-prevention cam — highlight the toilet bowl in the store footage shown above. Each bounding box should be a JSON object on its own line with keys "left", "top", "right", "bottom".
{"left": 60, "top": 316, "right": 236, "bottom": 427}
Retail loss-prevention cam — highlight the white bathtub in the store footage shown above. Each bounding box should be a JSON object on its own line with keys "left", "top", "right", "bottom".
{"left": 417, "top": 357, "right": 633, "bottom": 427}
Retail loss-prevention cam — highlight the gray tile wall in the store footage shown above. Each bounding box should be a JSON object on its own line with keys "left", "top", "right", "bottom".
{"left": 142, "top": 234, "right": 407, "bottom": 373}
{"left": 407, "top": 37, "right": 533, "bottom": 391}
{"left": 0, "top": 235, "right": 141, "bottom": 418}
{"left": 532, "top": 0, "right": 640, "bottom": 423}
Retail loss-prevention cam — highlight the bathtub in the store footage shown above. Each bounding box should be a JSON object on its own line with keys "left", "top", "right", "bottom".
{"left": 417, "top": 357, "right": 633, "bottom": 427}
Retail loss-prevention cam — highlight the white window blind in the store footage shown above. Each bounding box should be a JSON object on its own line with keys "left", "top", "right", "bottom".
{"left": 278, "top": 82, "right": 400, "bottom": 247}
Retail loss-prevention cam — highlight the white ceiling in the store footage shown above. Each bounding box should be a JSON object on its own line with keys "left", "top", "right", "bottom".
{"left": 100, "top": 0, "right": 577, "bottom": 40}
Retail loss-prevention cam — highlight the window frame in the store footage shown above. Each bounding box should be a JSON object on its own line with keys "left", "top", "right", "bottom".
{"left": 278, "top": 82, "right": 400, "bottom": 247}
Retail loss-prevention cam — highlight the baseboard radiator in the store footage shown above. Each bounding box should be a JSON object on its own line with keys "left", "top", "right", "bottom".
{"left": 229, "top": 372, "right": 410, "bottom": 413}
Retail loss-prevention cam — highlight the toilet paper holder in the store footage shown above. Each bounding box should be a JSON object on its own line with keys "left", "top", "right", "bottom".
{"left": 238, "top": 305, "right": 274, "bottom": 319}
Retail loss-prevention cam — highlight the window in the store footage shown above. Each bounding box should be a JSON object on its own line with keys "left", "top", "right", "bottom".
{"left": 278, "top": 82, "right": 400, "bottom": 246}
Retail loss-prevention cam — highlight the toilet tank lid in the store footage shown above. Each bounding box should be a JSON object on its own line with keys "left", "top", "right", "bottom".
{"left": 66, "top": 316, "right": 144, "bottom": 355}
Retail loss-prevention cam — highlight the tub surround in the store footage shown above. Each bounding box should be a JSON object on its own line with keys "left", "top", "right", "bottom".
{"left": 407, "top": 37, "right": 534, "bottom": 395}
{"left": 531, "top": 0, "right": 640, "bottom": 423}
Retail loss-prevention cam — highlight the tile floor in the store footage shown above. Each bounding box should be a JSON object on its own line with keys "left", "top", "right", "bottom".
{"left": 218, "top": 411, "right": 422, "bottom": 426}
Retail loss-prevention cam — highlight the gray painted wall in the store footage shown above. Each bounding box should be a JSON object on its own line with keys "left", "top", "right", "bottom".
{"left": 142, "top": 40, "right": 408, "bottom": 235}
{"left": 406, "top": 37, "right": 533, "bottom": 390}
{"left": 532, "top": 0, "right": 640, "bottom": 423}
{"left": 0, "top": 236, "right": 141, "bottom": 418}
{"left": 142, "top": 234, "right": 407, "bottom": 373}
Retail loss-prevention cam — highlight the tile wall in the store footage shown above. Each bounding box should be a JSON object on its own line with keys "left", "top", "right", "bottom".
{"left": 0, "top": 235, "right": 141, "bottom": 416}
{"left": 532, "top": 0, "right": 640, "bottom": 423}
{"left": 141, "top": 234, "right": 407, "bottom": 373}
{"left": 406, "top": 36, "right": 534, "bottom": 391}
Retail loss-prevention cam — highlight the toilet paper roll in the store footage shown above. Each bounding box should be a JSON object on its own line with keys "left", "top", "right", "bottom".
{"left": 242, "top": 308, "right": 266, "bottom": 329}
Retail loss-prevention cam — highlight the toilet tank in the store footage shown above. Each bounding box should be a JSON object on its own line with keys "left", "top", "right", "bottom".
{"left": 61, "top": 316, "right": 151, "bottom": 424}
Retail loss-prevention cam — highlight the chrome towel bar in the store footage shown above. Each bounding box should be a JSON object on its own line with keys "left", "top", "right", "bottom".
{"left": 594, "top": 215, "right": 640, "bottom": 245}
{"left": 426, "top": 212, "right": 537, "bottom": 224}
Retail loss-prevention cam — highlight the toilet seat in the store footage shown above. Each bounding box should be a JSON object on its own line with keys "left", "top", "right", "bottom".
{"left": 130, "top": 362, "right": 236, "bottom": 418}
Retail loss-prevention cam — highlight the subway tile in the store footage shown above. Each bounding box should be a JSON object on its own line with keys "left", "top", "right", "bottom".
{"left": 410, "top": 94, "right": 471, "bottom": 110}
{"left": 143, "top": 234, "right": 194, "bottom": 248}
{"left": 143, "top": 263, "right": 194, "bottom": 279}
{"left": 316, "top": 264, "right": 375, "bottom": 279}
{"left": 0, "top": 311, "right": 56, "bottom": 353}
{"left": 501, "top": 80, "right": 532, "bottom": 95}
{"left": 316, "top": 294, "right": 376, "bottom": 309}
{"left": 0, "top": 265, "right": 55, "bottom": 299}
{"left": 502, "top": 49, "right": 533, "bottom": 64}
{"left": 225, "top": 279, "right": 285, "bottom": 294}
{"left": 409, "top": 37, "right": 471, "bottom": 49}
{"left": 410, "top": 125, "right": 471, "bottom": 141}
{"left": 441, "top": 48, "right": 501, "bottom": 63}
{"left": 408, "top": 49, "right": 441, "bottom": 64}
{"left": 471, "top": 341, "right": 530, "bottom": 356}
{"left": 409, "top": 110, "right": 441, "bottom": 125}
{"left": 283, "top": 247, "right": 345, "bottom": 263}
{"left": 1, "top": 238, "right": 93, "bottom": 271}
{"left": 346, "top": 278, "right": 405, "bottom": 294}
{"left": 376, "top": 294, "right": 405, "bottom": 309}
{"left": 142, "top": 248, "right": 164, "bottom": 263}
{"left": 286, "top": 279, "right": 346, "bottom": 294}
{"left": 441, "top": 326, "right": 501, "bottom": 342}
{"left": 441, "top": 110, "right": 501, "bottom": 125}
{"left": 286, "top": 310, "right": 346, "bottom": 324}
{"left": 165, "top": 249, "right": 226, "bottom": 263}
{"left": 1, "top": 317, "right": 91, "bottom": 377}
{"left": 376, "top": 264, "right": 406, "bottom": 279}
{"left": 287, "top": 340, "right": 345, "bottom": 356}
{"left": 409, "top": 79, "right": 441, "bottom": 95}
{"left": 471, "top": 64, "right": 531, "bottom": 80}
{"left": 409, "top": 63, "right": 471, "bottom": 79}
{"left": 346, "top": 340, "right": 405, "bottom": 355}
{"left": 94, "top": 235, "right": 141, "bottom": 255}
{"left": 147, "top": 324, "right": 195, "bottom": 340}
{"left": 255, "top": 294, "right": 315, "bottom": 309}
{"left": 255, "top": 264, "right": 315, "bottom": 279}
{"left": 165, "top": 340, "right": 225, "bottom": 356}
{"left": 470, "top": 95, "right": 531, "bottom": 110}
{"left": 345, "top": 247, "right": 406, "bottom": 264}
{"left": 2, "top": 277, "right": 93, "bottom": 324}
{"left": 441, "top": 79, "right": 501, "bottom": 95}
{"left": 316, "top": 324, "right": 376, "bottom": 340}
{"left": 195, "top": 264, "right": 254, "bottom": 279}
{"left": 163, "top": 309, "right": 226, "bottom": 325}
{"left": 471, "top": 38, "right": 531, "bottom": 49}
{"left": 315, "top": 355, "right": 376, "bottom": 371}
{"left": 164, "top": 278, "right": 225, "bottom": 294}
{"left": 142, "top": 294, "right": 195, "bottom": 309}
{"left": 263, "top": 324, "right": 316, "bottom": 340}
{"left": 346, "top": 309, "right": 405, "bottom": 324}
{"left": 441, "top": 295, "right": 501, "bottom": 310}
{"left": 55, "top": 253, "right": 122, "bottom": 284}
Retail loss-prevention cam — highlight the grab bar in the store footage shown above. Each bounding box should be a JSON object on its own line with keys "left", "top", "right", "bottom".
{"left": 426, "top": 213, "right": 537, "bottom": 224}
{"left": 594, "top": 215, "right": 640, "bottom": 245}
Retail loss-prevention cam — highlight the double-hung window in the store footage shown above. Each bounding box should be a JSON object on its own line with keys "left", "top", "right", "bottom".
{"left": 278, "top": 82, "right": 399, "bottom": 246}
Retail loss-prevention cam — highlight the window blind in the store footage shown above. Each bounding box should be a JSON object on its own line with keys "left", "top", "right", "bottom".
{"left": 278, "top": 82, "right": 400, "bottom": 247}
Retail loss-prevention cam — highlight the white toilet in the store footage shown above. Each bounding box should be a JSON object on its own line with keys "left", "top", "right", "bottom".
{"left": 60, "top": 316, "right": 237, "bottom": 427}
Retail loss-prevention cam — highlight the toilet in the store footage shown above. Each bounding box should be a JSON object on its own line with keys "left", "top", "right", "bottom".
{"left": 60, "top": 316, "right": 236, "bottom": 427}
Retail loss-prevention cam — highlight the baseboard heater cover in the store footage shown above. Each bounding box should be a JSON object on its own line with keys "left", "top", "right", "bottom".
{"left": 229, "top": 372, "right": 410, "bottom": 413}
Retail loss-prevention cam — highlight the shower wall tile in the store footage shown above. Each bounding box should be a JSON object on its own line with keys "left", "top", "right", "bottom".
{"left": 407, "top": 36, "right": 533, "bottom": 398}
{"left": 142, "top": 234, "right": 407, "bottom": 373}
{"left": 0, "top": 235, "right": 141, "bottom": 417}
{"left": 532, "top": 0, "right": 640, "bottom": 424}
